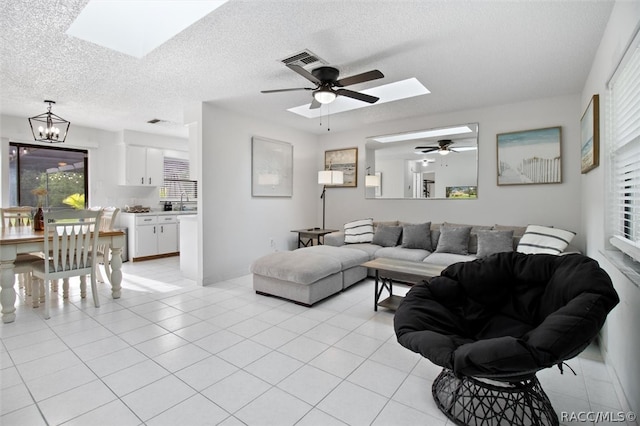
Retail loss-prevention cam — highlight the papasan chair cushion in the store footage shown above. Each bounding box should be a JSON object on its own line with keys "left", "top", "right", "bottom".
{"left": 394, "top": 252, "right": 619, "bottom": 380}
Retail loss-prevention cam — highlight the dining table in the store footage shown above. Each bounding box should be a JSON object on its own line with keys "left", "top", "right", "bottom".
{"left": 0, "top": 226, "right": 126, "bottom": 323}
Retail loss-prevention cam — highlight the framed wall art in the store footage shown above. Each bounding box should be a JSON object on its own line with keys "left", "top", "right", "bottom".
{"left": 324, "top": 147, "right": 358, "bottom": 187}
{"left": 251, "top": 136, "right": 293, "bottom": 197}
{"left": 497, "top": 126, "right": 562, "bottom": 186}
{"left": 580, "top": 94, "right": 599, "bottom": 174}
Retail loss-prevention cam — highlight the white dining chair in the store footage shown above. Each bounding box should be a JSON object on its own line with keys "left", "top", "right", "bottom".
{"left": 86, "top": 206, "right": 120, "bottom": 285}
{"left": 31, "top": 209, "right": 102, "bottom": 319}
{"left": 0, "top": 207, "right": 41, "bottom": 296}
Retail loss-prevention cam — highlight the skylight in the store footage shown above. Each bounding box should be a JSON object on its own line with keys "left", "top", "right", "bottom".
{"left": 374, "top": 125, "right": 474, "bottom": 143}
{"left": 66, "top": 0, "right": 228, "bottom": 58}
{"left": 287, "top": 78, "right": 430, "bottom": 118}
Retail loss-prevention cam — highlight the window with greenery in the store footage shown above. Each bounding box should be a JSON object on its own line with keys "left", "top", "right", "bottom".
{"left": 161, "top": 156, "right": 197, "bottom": 200}
{"left": 8, "top": 143, "right": 88, "bottom": 209}
{"left": 608, "top": 28, "right": 640, "bottom": 263}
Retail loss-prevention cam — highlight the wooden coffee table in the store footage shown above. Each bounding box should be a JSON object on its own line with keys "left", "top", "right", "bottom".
{"left": 362, "top": 258, "right": 446, "bottom": 311}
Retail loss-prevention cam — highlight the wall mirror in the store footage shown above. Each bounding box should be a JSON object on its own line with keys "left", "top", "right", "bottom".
{"left": 365, "top": 123, "right": 479, "bottom": 199}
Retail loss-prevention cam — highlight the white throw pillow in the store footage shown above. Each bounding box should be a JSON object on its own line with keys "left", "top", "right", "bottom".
{"left": 517, "top": 225, "right": 575, "bottom": 255}
{"left": 344, "top": 218, "right": 374, "bottom": 244}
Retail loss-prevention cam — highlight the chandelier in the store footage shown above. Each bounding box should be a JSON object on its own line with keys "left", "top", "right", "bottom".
{"left": 28, "top": 100, "right": 70, "bottom": 143}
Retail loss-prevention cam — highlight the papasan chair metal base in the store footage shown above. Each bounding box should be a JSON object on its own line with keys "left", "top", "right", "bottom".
{"left": 432, "top": 369, "right": 558, "bottom": 426}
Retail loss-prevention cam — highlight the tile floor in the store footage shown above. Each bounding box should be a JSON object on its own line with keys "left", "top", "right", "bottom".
{"left": 0, "top": 258, "right": 635, "bottom": 426}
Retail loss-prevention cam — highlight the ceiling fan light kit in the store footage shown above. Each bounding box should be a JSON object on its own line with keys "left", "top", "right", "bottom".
{"left": 262, "top": 64, "right": 384, "bottom": 109}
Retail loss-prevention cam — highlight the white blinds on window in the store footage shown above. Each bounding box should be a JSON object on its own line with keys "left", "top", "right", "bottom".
{"left": 162, "top": 157, "right": 197, "bottom": 200}
{"left": 609, "top": 30, "right": 640, "bottom": 261}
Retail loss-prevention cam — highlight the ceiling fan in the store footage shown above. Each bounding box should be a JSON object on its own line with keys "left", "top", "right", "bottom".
{"left": 415, "top": 139, "right": 458, "bottom": 156}
{"left": 261, "top": 64, "right": 384, "bottom": 109}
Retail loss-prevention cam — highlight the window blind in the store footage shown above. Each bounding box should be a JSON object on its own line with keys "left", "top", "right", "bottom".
{"left": 162, "top": 157, "right": 197, "bottom": 200}
{"left": 609, "top": 29, "right": 640, "bottom": 261}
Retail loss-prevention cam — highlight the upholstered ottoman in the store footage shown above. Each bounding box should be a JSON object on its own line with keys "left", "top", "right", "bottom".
{"left": 297, "top": 245, "right": 369, "bottom": 289}
{"left": 251, "top": 246, "right": 369, "bottom": 306}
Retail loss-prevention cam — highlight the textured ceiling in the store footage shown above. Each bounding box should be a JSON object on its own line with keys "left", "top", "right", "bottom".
{"left": 0, "top": 0, "right": 614, "bottom": 139}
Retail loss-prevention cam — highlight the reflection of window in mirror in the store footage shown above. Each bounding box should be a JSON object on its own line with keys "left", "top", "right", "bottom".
{"left": 365, "top": 123, "right": 478, "bottom": 199}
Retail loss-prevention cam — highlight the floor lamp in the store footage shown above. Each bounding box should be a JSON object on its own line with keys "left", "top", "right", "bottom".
{"left": 318, "top": 170, "right": 344, "bottom": 229}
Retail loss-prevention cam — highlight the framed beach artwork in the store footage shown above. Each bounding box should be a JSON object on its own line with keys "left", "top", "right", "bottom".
{"left": 580, "top": 94, "right": 599, "bottom": 174}
{"left": 324, "top": 147, "right": 358, "bottom": 187}
{"left": 251, "top": 136, "right": 293, "bottom": 197}
{"left": 497, "top": 127, "right": 562, "bottom": 186}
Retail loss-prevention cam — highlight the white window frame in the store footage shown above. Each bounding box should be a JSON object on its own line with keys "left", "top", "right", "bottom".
{"left": 607, "top": 27, "right": 640, "bottom": 263}
{"left": 161, "top": 156, "right": 197, "bottom": 201}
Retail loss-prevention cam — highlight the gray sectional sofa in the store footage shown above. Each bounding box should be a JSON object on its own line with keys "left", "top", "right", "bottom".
{"left": 251, "top": 220, "right": 577, "bottom": 306}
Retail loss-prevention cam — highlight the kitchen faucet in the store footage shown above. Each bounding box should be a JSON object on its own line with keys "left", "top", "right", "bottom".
{"left": 179, "top": 192, "right": 189, "bottom": 211}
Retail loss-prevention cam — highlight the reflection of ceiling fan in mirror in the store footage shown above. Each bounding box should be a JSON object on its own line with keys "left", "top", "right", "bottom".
{"left": 261, "top": 64, "right": 384, "bottom": 109}
{"left": 415, "top": 139, "right": 458, "bottom": 156}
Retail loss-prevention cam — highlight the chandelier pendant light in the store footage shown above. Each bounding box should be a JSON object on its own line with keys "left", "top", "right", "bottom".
{"left": 28, "top": 100, "right": 70, "bottom": 143}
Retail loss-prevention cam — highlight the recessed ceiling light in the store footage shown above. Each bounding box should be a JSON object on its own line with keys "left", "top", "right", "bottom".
{"left": 66, "top": 0, "right": 228, "bottom": 58}
{"left": 374, "top": 125, "right": 474, "bottom": 143}
{"left": 288, "top": 78, "right": 430, "bottom": 118}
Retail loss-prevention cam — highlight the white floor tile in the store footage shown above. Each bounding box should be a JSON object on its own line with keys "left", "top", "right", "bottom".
{"left": 317, "top": 380, "right": 389, "bottom": 425}
{"left": 309, "top": 346, "right": 365, "bottom": 378}
{"left": 0, "top": 404, "right": 47, "bottom": 426}
{"left": 37, "top": 379, "right": 117, "bottom": 425}
{"left": 63, "top": 399, "right": 141, "bottom": 426}
{"left": 174, "top": 355, "right": 239, "bottom": 391}
{"left": 121, "top": 374, "right": 196, "bottom": 421}
{"left": 277, "top": 365, "right": 342, "bottom": 406}
{"left": 244, "top": 350, "right": 304, "bottom": 384}
{"left": 347, "top": 359, "right": 409, "bottom": 398}
{"left": 102, "top": 359, "right": 170, "bottom": 397}
{"left": 235, "top": 387, "right": 311, "bottom": 426}
{"left": 201, "top": 370, "right": 271, "bottom": 413}
{"left": 145, "top": 393, "right": 230, "bottom": 426}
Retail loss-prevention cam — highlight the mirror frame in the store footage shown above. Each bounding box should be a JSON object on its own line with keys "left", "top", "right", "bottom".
{"left": 365, "top": 123, "right": 479, "bottom": 199}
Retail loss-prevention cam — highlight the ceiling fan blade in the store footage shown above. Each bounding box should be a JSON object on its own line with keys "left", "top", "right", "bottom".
{"left": 261, "top": 87, "right": 313, "bottom": 93}
{"left": 415, "top": 146, "right": 438, "bottom": 150}
{"left": 419, "top": 148, "right": 438, "bottom": 153}
{"left": 287, "top": 64, "right": 322, "bottom": 85}
{"left": 335, "top": 70, "right": 384, "bottom": 87}
{"left": 309, "top": 98, "right": 321, "bottom": 109}
{"left": 336, "top": 89, "right": 379, "bottom": 103}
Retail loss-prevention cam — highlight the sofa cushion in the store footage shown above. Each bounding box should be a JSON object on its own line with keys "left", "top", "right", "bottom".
{"left": 250, "top": 251, "right": 341, "bottom": 285}
{"left": 401, "top": 222, "right": 432, "bottom": 251}
{"left": 376, "top": 247, "right": 431, "bottom": 262}
{"left": 423, "top": 252, "right": 477, "bottom": 266}
{"left": 435, "top": 225, "right": 472, "bottom": 255}
{"left": 372, "top": 225, "right": 402, "bottom": 247}
{"left": 344, "top": 218, "right": 374, "bottom": 244}
{"left": 517, "top": 225, "right": 575, "bottom": 255}
{"left": 445, "top": 222, "right": 492, "bottom": 254}
{"left": 341, "top": 243, "right": 381, "bottom": 259}
{"left": 476, "top": 230, "right": 514, "bottom": 258}
{"left": 299, "top": 245, "right": 369, "bottom": 269}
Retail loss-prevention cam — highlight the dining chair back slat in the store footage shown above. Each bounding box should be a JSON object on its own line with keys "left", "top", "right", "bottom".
{"left": 1, "top": 207, "right": 33, "bottom": 227}
{"left": 33, "top": 209, "right": 102, "bottom": 319}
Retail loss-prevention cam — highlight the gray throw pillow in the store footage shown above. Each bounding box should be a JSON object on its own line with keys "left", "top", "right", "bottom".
{"left": 372, "top": 225, "right": 402, "bottom": 247}
{"left": 401, "top": 222, "right": 432, "bottom": 251}
{"left": 476, "top": 230, "right": 514, "bottom": 258}
{"left": 435, "top": 226, "right": 472, "bottom": 255}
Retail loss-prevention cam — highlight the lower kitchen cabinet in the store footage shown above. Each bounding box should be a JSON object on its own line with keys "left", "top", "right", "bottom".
{"left": 121, "top": 213, "right": 180, "bottom": 261}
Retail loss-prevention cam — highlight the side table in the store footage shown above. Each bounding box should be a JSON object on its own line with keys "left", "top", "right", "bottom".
{"left": 291, "top": 228, "right": 338, "bottom": 248}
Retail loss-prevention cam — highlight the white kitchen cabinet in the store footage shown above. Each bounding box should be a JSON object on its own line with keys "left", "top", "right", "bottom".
{"left": 121, "top": 213, "right": 181, "bottom": 261}
{"left": 157, "top": 215, "right": 178, "bottom": 254}
{"left": 121, "top": 145, "right": 163, "bottom": 186}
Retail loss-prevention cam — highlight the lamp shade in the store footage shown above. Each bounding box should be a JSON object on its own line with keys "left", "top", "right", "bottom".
{"left": 318, "top": 170, "right": 344, "bottom": 185}
{"left": 365, "top": 174, "right": 380, "bottom": 187}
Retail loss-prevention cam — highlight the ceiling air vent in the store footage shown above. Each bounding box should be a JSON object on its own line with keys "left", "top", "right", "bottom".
{"left": 147, "top": 118, "right": 163, "bottom": 124}
{"left": 280, "top": 49, "right": 327, "bottom": 69}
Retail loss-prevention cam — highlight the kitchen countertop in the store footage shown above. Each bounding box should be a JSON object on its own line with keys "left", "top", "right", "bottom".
{"left": 121, "top": 211, "right": 197, "bottom": 216}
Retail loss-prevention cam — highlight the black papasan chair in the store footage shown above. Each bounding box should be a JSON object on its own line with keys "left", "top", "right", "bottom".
{"left": 394, "top": 252, "right": 619, "bottom": 426}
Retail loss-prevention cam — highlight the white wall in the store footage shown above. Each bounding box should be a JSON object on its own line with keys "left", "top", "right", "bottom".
{"left": 0, "top": 115, "right": 188, "bottom": 211}
{"left": 200, "top": 103, "right": 319, "bottom": 284}
{"left": 317, "top": 94, "right": 585, "bottom": 249}
{"left": 580, "top": 0, "right": 640, "bottom": 414}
